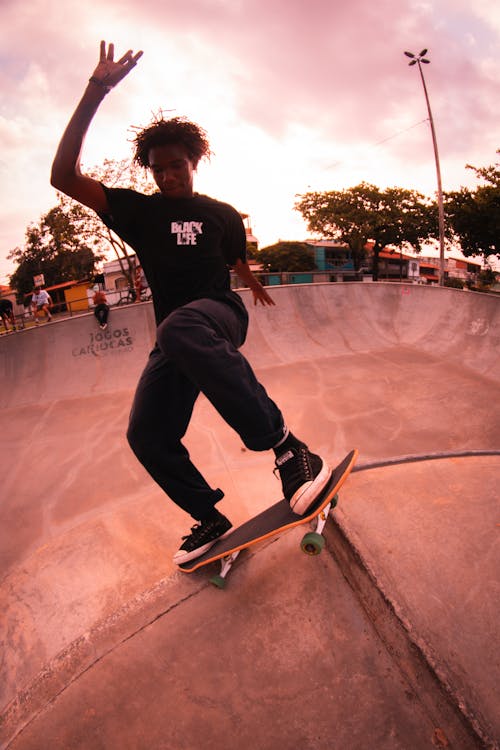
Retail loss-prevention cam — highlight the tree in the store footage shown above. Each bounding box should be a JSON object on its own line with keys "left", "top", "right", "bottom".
{"left": 9, "top": 159, "right": 156, "bottom": 300}
{"left": 295, "top": 183, "right": 439, "bottom": 281}
{"left": 445, "top": 151, "right": 500, "bottom": 261}
{"left": 477, "top": 267, "right": 497, "bottom": 289}
{"left": 256, "top": 241, "right": 317, "bottom": 272}
{"left": 51, "top": 158, "right": 155, "bottom": 289}
{"left": 8, "top": 201, "right": 102, "bottom": 302}
{"left": 84, "top": 158, "right": 157, "bottom": 287}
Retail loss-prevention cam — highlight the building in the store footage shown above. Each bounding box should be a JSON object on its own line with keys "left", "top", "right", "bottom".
{"left": 0, "top": 284, "right": 17, "bottom": 310}
{"left": 102, "top": 256, "right": 137, "bottom": 292}
{"left": 241, "top": 213, "right": 258, "bottom": 254}
{"left": 418, "top": 255, "right": 481, "bottom": 285}
{"left": 307, "top": 240, "right": 483, "bottom": 285}
{"left": 417, "top": 258, "right": 439, "bottom": 284}
{"left": 306, "top": 240, "right": 357, "bottom": 280}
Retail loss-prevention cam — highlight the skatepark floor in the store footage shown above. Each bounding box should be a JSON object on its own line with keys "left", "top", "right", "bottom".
{"left": 1, "top": 283, "right": 499, "bottom": 749}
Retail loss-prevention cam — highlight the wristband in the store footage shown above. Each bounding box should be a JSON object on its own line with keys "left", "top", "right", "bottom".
{"left": 88, "top": 76, "right": 112, "bottom": 94}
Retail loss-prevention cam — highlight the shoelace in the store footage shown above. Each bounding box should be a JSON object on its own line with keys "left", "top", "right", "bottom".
{"left": 181, "top": 522, "right": 207, "bottom": 542}
{"left": 273, "top": 448, "right": 312, "bottom": 482}
{"left": 182, "top": 519, "right": 223, "bottom": 543}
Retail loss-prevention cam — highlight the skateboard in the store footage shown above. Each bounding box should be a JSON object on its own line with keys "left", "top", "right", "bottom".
{"left": 178, "top": 448, "right": 358, "bottom": 588}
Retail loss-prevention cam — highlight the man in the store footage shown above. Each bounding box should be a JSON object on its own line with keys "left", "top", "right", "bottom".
{"left": 51, "top": 41, "right": 330, "bottom": 564}
{"left": 134, "top": 264, "right": 146, "bottom": 302}
{"left": 0, "top": 297, "right": 16, "bottom": 332}
{"left": 31, "top": 287, "right": 53, "bottom": 323}
{"left": 92, "top": 288, "right": 109, "bottom": 330}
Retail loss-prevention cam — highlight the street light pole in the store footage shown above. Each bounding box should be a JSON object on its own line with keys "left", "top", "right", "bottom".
{"left": 404, "top": 49, "right": 446, "bottom": 286}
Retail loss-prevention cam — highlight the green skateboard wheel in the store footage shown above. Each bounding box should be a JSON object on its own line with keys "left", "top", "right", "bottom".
{"left": 301, "top": 531, "right": 325, "bottom": 556}
{"left": 209, "top": 574, "right": 227, "bottom": 589}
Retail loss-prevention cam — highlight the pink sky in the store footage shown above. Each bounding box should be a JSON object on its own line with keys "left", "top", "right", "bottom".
{"left": 1, "top": 0, "right": 499, "bottom": 283}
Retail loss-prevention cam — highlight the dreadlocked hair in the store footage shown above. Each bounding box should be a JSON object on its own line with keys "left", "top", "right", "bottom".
{"left": 131, "top": 113, "right": 212, "bottom": 169}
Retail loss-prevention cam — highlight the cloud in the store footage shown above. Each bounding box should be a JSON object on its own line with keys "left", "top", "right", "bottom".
{"left": 0, "top": 0, "right": 499, "bottom": 282}
{"left": 100, "top": 0, "right": 500, "bottom": 146}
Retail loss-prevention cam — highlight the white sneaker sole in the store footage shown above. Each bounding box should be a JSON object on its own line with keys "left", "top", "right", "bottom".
{"left": 173, "top": 529, "right": 233, "bottom": 565}
{"left": 289, "top": 460, "right": 331, "bottom": 515}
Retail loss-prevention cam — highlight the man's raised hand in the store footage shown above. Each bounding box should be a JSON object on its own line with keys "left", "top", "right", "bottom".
{"left": 89, "top": 41, "right": 143, "bottom": 91}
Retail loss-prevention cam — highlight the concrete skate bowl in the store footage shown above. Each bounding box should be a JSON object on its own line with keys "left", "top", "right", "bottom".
{"left": 1, "top": 282, "right": 499, "bottom": 749}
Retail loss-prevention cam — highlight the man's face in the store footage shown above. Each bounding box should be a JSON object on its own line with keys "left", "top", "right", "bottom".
{"left": 148, "top": 144, "right": 195, "bottom": 199}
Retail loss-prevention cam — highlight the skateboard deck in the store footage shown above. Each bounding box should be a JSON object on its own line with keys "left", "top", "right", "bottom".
{"left": 178, "top": 448, "right": 358, "bottom": 585}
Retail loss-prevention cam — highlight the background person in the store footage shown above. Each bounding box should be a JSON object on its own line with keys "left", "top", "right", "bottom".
{"left": 92, "top": 288, "right": 110, "bottom": 329}
{"left": 0, "top": 297, "right": 16, "bottom": 332}
{"left": 134, "top": 264, "right": 146, "bottom": 302}
{"left": 31, "top": 287, "right": 53, "bottom": 324}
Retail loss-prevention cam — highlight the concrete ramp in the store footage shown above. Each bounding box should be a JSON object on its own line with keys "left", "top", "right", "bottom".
{"left": 1, "top": 283, "right": 499, "bottom": 749}
{"left": 2, "top": 283, "right": 498, "bottom": 410}
{"left": 0, "top": 302, "right": 156, "bottom": 409}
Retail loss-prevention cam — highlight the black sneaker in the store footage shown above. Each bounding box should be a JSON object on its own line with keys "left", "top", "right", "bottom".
{"left": 275, "top": 446, "right": 330, "bottom": 515}
{"left": 173, "top": 514, "right": 232, "bottom": 565}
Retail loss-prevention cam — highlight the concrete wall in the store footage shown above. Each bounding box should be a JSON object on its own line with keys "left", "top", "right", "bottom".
{"left": 1, "top": 283, "right": 498, "bottom": 410}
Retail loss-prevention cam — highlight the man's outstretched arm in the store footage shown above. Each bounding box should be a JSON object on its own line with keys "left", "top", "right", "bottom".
{"left": 233, "top": 259, "right": 276, "bottom": 306}
{"left": 51, "top": 41, "right": 143, "bottom": 213}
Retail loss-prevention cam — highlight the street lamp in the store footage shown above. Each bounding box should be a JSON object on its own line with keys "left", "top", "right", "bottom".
{"left": 404, "top": 49, "right": 445, "bottom": 286}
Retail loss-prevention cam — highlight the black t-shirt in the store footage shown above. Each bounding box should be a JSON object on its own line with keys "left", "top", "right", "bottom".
{"left": 98, "top": 187, "right": 248, "bottom": 324}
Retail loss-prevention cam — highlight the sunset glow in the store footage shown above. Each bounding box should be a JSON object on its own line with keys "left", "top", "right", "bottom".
{"left": 1, "top": 0, "right": 499, "bottom": 283}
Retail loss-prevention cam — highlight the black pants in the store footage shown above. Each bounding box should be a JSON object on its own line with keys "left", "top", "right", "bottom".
{"left": 94, "top": 304, "right": 109, "bottom": 326}
{"left": 127, "top": 298, "right": 285, "bottom": 519}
